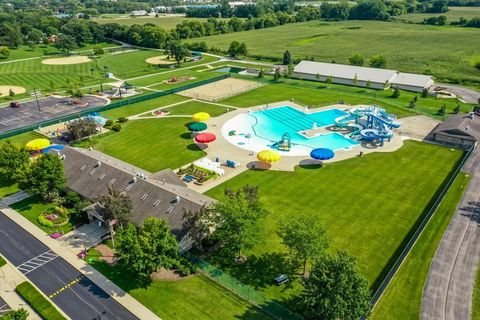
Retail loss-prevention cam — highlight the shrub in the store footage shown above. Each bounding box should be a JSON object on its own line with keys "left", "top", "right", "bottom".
{"left": 0, "top": 308, "right": 28, "bottom": 320}
{"left": 37, "top": 215, "right": 54, "bottom": 228}
{"left": 16, "top": 282, "right": 66, "bottom": 320}
{"left": 118, "top": 117, "right": 128, "bottom": 123}
{"left": 392, "top": 86, "right": 400, "bottom": 98}
{"left": 65, "top": 192, "right": 81, "bottom": 208}
{"left": 0, "top": 256, "right": 6, "bottom": 267}
{"left": 105, "top": 120, "right": 113, "bottom": 127}
{"left": 111, "top": 123, "right": 122, "bottom": 132}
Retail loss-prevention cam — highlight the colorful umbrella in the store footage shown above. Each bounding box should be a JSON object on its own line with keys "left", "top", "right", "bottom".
{"left": 195, "top": 132, "right": 216, "bottom": 143}
{"left": 187, "top": 122, "right": 207, "bottom": 132}
{"left": 257, "top": 150, "right": 281, "bottom": 163}
{"left": 310, "top": 148, "right": 334, "bottom": 160}
{"left": 192, "top": 112, "right": 210, "bottom": 122}
{"left": 25, "top": 139, "right": 51, "bottom": 151}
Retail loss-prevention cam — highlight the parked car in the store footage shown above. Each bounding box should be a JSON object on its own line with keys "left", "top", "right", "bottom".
{"left": 10, "top": 102, "right": 20, "bottom": 108}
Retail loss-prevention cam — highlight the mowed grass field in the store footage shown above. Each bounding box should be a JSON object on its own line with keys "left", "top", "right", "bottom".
{"left": 191, "top": 20, "right": 480, "bottom": 84}
{"left": 395, "top": 6, "right": 480, "bottom": 23}
{"left": 95, "top": 15, "right": 230, "bottom": 30}
{"left": 205, "top": 141, "right": 464, "bottom": 301}
{"left": 222, "top": 77, "right": 471, "bottom": 119}
{"left": 371, "top": 172, "right": 469, "bottom": 320}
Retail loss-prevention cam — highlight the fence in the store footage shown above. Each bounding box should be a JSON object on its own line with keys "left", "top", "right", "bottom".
{"left": 0, "top": 74, "right": 230, "bottom": 140}
{"left": 182, "top": 251, "right": 303, "bottom": 320}
{"left": 370, "top": 144, "right": 474, "bottom": 306}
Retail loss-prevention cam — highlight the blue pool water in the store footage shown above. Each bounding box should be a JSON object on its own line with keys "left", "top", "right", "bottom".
{"left": 250, "top": 106, "right": 358, "bottom": 151}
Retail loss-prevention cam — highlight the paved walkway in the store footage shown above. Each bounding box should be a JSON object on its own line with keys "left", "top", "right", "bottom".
{"left": 0, "top": 193, "right": 161, "bottom": 320}
{"left": 421, "top": 147, "right": 480, "bottom": 320}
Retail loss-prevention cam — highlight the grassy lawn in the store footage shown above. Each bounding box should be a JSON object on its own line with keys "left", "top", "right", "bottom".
{"left": 75, "top": 118, "right": 206, "bottom": 172}
{"left": 0, "top": 177, "right": 19, "bottom": 199}
{"left": 85, "top": 247, "right": 270, "bottom": 320}
{"left": 205, "top": 141, "right": 463, "bottom": 302}
{"left": 161, "top": 100, "right": 230, "bottom": 117}
{"left": 221, "top": 77, "right": 471, "bottom": 119}
{"left": 10, "top": 195, "right": 78, "bottom": 235}
{"left": 95, "top": 16, "right": 230, "bottom": 29}
{"left": 371, "top": 172, "right": 470, "bottom": 320}
{"left": 0, "top": 43, "right": 116, "bottom": 61}
{"left": 473, "top": 262, "right": 480, "bottom": 320}
{"left": 16, "top": 282, "right": 66, "bottom": 320}
{"left": 190, "top": 20, "right": 480, "bottom": 85}
{"left": 395, "top": 6, "right": 480, "bottom": 23}
{"left": 0, "top": 255, "right": 6, "bottom": 267}
{"left": 100, "top": 94, "right": 188, "bottom": 119}
{"left": 0, "top": 131, "right": 46, "bottom": 146}
{"left": 142, "top": 70, "right": 224, "bottom": 91}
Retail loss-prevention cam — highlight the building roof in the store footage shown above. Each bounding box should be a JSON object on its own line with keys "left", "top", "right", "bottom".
{"left": 55, "top": 147, "right": 214, "bottom": 240}
{"left": 433, "top": 113, "right": 480, "bottom": 141}
{"left": 293, "top": 60, "right": 397, "bottom": 84}
{"left": 391, "top": 72, "right": 433, "bottom": 88}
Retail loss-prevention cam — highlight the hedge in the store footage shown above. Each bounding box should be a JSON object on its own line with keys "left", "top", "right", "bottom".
{"left": 16, "top": 282, "right": 66, "bottom": 320}
{"left": 0, "top": 256, "right": 5, "bottom": 267}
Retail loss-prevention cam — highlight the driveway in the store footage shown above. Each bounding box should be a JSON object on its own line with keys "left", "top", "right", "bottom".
{"left": 437, "top": 83, "right": 480, "bottom": 104}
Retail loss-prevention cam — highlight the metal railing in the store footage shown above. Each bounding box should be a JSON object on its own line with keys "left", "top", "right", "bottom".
{"left": 182, "top": 251, "right": 303, "bottom": 320}
{"left": 0, "top": 74, "right": 230, "bottom": 140}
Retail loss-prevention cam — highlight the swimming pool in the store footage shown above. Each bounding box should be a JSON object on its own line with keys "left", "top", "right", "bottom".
{"left": 221, "top": 106, "right": 359, "bottom": 156}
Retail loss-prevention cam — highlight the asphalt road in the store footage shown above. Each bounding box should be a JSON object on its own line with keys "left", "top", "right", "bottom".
{"left": 0, "top": 95, "right": 107, "bottom": 134}
{"left": 421, "top": 147, "right": 480, "bottom": 320}
{"left": 0, "top": 297, "right": 10, "bottom": 316}
{"left": 0, "top": 213, "right": 138, "bottom": 320}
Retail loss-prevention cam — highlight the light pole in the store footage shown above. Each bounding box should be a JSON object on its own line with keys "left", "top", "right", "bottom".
{"left": 33, "top": 88, "right": 41, "bottom": 114}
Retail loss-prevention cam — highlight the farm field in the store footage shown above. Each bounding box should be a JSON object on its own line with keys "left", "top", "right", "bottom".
{"left": 371, "top": 172, "right": 469, "bottom": 320}
{"left": 190, "top": 20, "right": 480, "bottom": 85}
{"left": 205, "top": 141, "right": 464, "bottom": 302}
{"left": 95, "top": 15, "right": 230, "bottom": 29}
{"left": 394, "top": 6, "right": 480, "bottom": 23}
{"left": 222, "top": 77, "right": 472, "bottom": 119}
{"left": 86, "top": 246, "right": 270, "bottom": 320}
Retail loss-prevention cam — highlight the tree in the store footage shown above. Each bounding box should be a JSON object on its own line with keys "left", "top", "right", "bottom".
{"left": 49, "top": 80, "right": 56, "bottom": 92}
{"left": 366, "top": 79, "right": 372, "bottom": 89}
{"left": 325, "top": 75, "right": 333, "bottom": 86}
{"left": 116, "top": 217, "right": 179, "bottom": 279}
{"left": 18, "top": 153, "right": 66, "bottom": 201}
{"left": 9, "top": 88, "right": 14, "bottom": 97}
{"left": 353, "top": 73, "right": 359, "bottom": 86}
{"left": 1, "top": 308, "right": 29, "bottom": 320}
{"left": 55, "top": 34, "right": 76, "bottom": 53}
{"left": 66, "top": 83, "right": 83, "bottom": 98}
{"left": 66, "top": 117, "right": 97, "bottom": 142}
{"left": 211, "top": 185, "right": 268, "bottom": 259}
{"left": 392, "top": 86, "right": 400, "bottom": 98}
{"left": 300, "top": 251, "right": 371, "bottom": 320}
{"left": 257, "top": 68, "right": 264, "bottom": 78}
{"left": 0, "top": 46, "right": 10, "bottom": 58}
{"left": 273, "top": 68, "right": 281, "bottom": 81}
{"left": 453, "top": 104, "right": 460, "bottom": 114}
{"left": 93, "top": 46, "right": 104, "bottom": 55}
{"left": 166, "top": 40, "right": 190, "bottom": 66}
{"left": 438, "top": 104, "right": 446, "bottom": 116}
{"left": 182, "top": 206, "right": 214, "bottom": 251}
{"left": 97, "top": 186, "right": 133, "bottom": 228}
{"left": 0, "top": 141, "right": 29, "bottom": 181}
{"left": 348, "top": 54, "right": 364, "bottom": 66}
{"left": 369, "top": 54, "right": 387, "bottom": 68}
{"left": 278, "top": 214, "right": 328, "bottom": 275}
{"left": 422, "top": 88, "right": 429, "bottom": 98}
{"left": 227, "top": 41, "right": 247, "bottom": 58}
{"left": 350, "top": 0, "right": 389, "bottom": 20}
{"left": 409, "top": 100, "right": 416, "bottom": 109}
{"left": 283, "top": 50, "right": 292, "bottom": 65}
{"left": 26, "top": 28, "right": 43, "bottom": 46}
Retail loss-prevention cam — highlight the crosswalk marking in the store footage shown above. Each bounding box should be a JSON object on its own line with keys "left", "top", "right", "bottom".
{"left": 49, "top": 275, "right": 85, "bottom": 299}
{"left": 16, "top": 250, "right": 58, "bottom": 275}
{"left": 0, "top": 302, "right": 10, "bottom": 315}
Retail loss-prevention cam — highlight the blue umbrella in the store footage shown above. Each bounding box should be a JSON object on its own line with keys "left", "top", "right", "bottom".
{"left": 310, "top": 148, "right": 334, "bottom": 160}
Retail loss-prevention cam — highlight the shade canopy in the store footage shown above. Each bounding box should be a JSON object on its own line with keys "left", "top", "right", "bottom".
{"left": 195, "top": 132, "right": 216, "bottom": 143}
{"left": 310, "top": 148, "right": 334, "bottom": 160}
{"left": 192, "top": 112, "right": 210, "bottom": 122}
{"left": 257, "top": 150, "right": 281, "bottom": 163}
{"left": 26, "top": 139, "right": 51, "bottom": 151}
{"left": 187, "top": 122, "right": 207, "bottom": 132}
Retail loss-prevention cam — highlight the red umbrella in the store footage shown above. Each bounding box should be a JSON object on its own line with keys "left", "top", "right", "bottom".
{"left": 195, "top": 132, "right": 216, "bottom": 143}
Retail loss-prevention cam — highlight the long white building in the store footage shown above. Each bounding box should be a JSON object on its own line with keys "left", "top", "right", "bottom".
{"left": 292, "top": 60, "right": 434, "bottom": 93}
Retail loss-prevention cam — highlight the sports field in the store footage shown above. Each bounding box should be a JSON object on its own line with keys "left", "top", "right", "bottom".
{"left": 206, "top": 141, "right": 463, "bottom": 301}
{"left": 395, "top": 6, "right": 480, "bottom": 23}
{"left": 190, "top": 20, "right": 480, "bottom": 84}
{"left": 95, "top": 15, "right": 230, "bottom": 29}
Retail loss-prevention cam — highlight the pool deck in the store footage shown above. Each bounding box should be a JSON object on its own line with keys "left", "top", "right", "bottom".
{"left": 187, "top": 101, "right": 438, "bottom": 192}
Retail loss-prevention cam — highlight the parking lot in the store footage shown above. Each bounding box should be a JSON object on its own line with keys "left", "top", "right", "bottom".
{"left": 0, "top": 95, "right": 108, "bottom": 134}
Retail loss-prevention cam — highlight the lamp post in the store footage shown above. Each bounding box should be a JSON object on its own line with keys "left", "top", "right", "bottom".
{"left": 33, "top": 88, "right": 41, "bottom": 114}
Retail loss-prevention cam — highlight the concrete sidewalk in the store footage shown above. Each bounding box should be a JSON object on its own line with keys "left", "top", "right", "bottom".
{"left": 0, "top": 200, "right": 161, "bottom": 320}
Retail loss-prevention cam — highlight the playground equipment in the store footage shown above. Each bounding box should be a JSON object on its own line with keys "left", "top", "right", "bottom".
{"left": 272, "top": 132, "right": 292, "bottom": 151}
{"left": 334, "top": 106, "right": 400, "bottom": 145}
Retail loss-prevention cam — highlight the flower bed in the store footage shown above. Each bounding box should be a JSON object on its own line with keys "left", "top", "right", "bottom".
{"left": 177, "top": 164, "right": 218, "bottom": 185}
{"left": 37, "top": 206, "right": 69, "bottom": 228}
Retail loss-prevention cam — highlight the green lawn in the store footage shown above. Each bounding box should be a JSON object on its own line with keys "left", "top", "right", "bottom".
{"left": 395, "top": 6, "right": 480, "bottom": 23}
{"left": 371, "top": 172, "right": 470, "bottom": 320}
{"left": 205, "top": 141, "right": 463, "bottom": 303}
{"left": 161, "top": 100, "right": 230, "bottom": 117}
{"left": 10, "top": 195, "right": 78, "bottom": 235}
{"left": 0, "top": 177, "right": 19, "bottom": 199}
{"left": 473, "top": 262, "right": 480, "bottom": 320}
{"left": 101, "top": 94, "right": 188, "bottom": 119}
{"left": 221, "top": 77, "right": 471, "bottom": 119}
{"left": 190, "top": 20, "right": 480, "bottom": 85}
{"left": 85, "top": 247, "right": 270, "bottom": 320}
{"left": 16, "top": 282, "right": 66, "bottom": 320}
{"left": 0, "top": 255, "right": 6, "bottom": 267}
{"left": 142, "top": 69, "right": 224, "bottom": 91}
{"left": 95, "top": 16, "right": 230, "bottom": 29}
{"left": 75, "top": 118, "right": 206, "bottom": 172}
{"left": 0, "top": 43, "right": 116, "bottom": 61}
{"left": 0, "top": 131, "right": 46, "bottom": 146}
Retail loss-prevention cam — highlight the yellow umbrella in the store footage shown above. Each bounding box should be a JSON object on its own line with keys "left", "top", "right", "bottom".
{"left": 257, "top": 150, "right": 281, "bottom": 163}
{"left": 25, "top": 139, "right": 51, "bottom": 151}
{"left": 192, "top": 112, "right": 210, "bottom": 122}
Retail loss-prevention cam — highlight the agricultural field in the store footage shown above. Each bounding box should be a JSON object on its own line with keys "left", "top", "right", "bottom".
{"left": 394, "top": 6, "right": 480, "bottom": 23}
{"left": 190, "top": 20, "right": 480, "bottom": 85}
{"left": 205, "top": 141, "right": 464, "bottom": 302}
{"left": 95, "top": 15, "right": 230, "bottom": 29}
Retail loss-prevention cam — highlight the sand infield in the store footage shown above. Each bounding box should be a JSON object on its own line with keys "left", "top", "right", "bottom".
{"left": 178, "top": 78, "right": 263, "bottom": 102}
{"left": 0, "top": 85, "right": 26, "bottom": 96}
{"left": 42, "top": 56, "right": 92, "bottom": 65}
{"left": 145, "top": 55, "right": 176, "bottom": 65}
